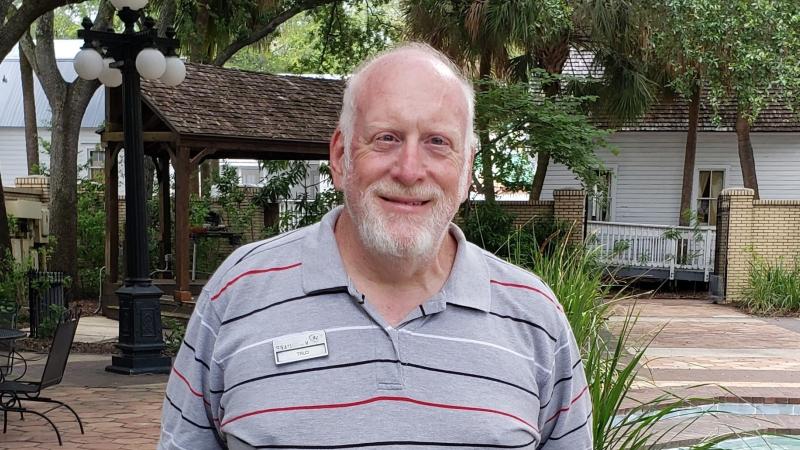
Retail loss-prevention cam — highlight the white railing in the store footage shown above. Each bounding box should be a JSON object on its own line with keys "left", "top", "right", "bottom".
{"left": 587, "top": 221, "right": 716, "bottom": 281}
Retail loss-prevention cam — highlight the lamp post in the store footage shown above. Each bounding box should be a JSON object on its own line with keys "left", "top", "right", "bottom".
{"left": 75, "top": 1, "right": 185, "bottom": 374}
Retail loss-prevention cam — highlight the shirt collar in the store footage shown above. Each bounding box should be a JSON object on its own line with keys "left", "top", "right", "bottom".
{"left": 300, "top": 206, "right": 492, "bottom": 312}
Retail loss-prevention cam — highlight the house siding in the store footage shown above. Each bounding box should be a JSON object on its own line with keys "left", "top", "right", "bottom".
{"left": 0, "top": 127, "right": 101, "bottom": 186}
{"left": 540, "top": 131, "right": 800, "bottom": 225}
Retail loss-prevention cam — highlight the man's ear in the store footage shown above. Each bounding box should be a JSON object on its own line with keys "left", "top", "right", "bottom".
{"left": 329, "top": 127, "right": 346, "bottom": 191}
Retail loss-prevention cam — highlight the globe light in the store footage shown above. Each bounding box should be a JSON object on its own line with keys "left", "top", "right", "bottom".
{"left": 110, "top": 0, "right": 148, "bottom": 10}
{"left": 73, "top": 48, "right": 104, "bottom": 80}
{"left": 135, "top": 48, "right": 166, "bottom": 80}
{"left": 160, "top": 56, "right": 186, "bottom": 86}
{"left": 98, "top": 57, "right": 123, "bottom": 87}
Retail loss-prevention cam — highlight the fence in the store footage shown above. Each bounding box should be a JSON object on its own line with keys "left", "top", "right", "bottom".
{"left": 587, "top": 221, "right": 716, "bottom": 281}
{"left": 28, "top": 271, "right": 67, "bottom": 338}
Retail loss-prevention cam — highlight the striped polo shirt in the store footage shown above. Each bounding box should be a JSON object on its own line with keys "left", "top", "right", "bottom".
{"left": 159, "top": 206, "right": 592, "bottom": 450}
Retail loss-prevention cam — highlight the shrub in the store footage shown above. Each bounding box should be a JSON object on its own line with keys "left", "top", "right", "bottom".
{"left": 741, "top": 254, "right": 800, "bottom": 315}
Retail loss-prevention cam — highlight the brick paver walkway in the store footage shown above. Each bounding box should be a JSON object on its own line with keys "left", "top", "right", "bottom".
{"left": 1, "top": 299, "right": 798, "bottom": 448}
{"left": 615, "top": 298, "right": 800, "bottom": 447}
{"left": 0, "top": 353, "right": 166, "bottom": 449}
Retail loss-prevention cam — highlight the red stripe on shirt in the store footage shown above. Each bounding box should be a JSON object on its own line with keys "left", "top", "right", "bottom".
{"left": 490, "top": 280, "right": 563, "bottom": 311}
{"left": 220, "top": 395, "right": 537, "bottom": 430}
{"left": 172, "top": 367, "right": 211, "bottom": 407}
{"left": 210, "top": 262, "right": 302, "bottom": 301}
{"left": 545, "top": 385, "right": 589, "bottom": 424}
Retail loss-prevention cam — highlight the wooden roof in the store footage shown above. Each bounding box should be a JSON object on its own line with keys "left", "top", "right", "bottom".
{"left": 140, "top": 63, "right": 344, "bottom": 145}
{"left": 593, "top": 90, "right": 800, "bottom": 132}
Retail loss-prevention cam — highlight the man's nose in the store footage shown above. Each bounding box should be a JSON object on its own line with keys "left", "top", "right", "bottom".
{"left": 391, "top": 140, "right": 426, "bottom": 185}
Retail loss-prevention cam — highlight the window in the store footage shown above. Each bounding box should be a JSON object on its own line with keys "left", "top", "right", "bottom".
{"left": 238, "top": 167, "right": 263, "bottom": 186}
{"left": 588, "top": 170, "right": 614, "bottom": 222}
{"left": 88, "top": 146, "right": 104, "bottom": 180}
{"left": 697, "top": 170, "right": 725, "bottom": 225}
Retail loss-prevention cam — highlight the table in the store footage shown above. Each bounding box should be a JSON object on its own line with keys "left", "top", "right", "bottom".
{"left": 0, "top": 328, "right": 26, "bottom": 382}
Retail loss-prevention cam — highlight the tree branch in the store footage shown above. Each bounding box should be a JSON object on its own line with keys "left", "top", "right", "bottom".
{"left": 0, "top": 0, "right": 85, "bottom": 63}
{"left": 32, "top": 11, "right": 66, "bottom": 107}
{"left": 212, "top": 0, "right": 339, "bottom": 66}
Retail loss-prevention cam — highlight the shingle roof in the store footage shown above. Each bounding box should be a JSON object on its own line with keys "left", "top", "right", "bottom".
{"left": 593, "top": 91, "right": 800, "bottom": 132}
{"left": 140, "top": 63, "right": 344, "bottom": 143}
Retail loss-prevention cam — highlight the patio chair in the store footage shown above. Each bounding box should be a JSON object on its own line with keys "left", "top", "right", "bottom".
{"left": 0, "top": 311, "right": 83, "bottom": 446}
{"left": 0, "top": 302, "right": 21, "bottom": 381}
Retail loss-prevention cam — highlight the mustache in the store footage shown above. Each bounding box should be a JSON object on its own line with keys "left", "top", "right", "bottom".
{"left": 366, "top": 179, "right": 445, "bottom": 201}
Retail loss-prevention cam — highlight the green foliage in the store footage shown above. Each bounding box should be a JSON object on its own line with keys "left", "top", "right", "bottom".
{"left": 475, "top": 74, "right": 610, "bottom": 194}
{"left": 217, "top": 165, "right": 259, "bottom": 241}
{"left": 231, "top": 1, "right": 401, "bottom": 74}
{"left": 256, "top": 161, "right": 342, "bottom": 237}
{"left": 652, "top": 0, "right": 800, "bottom": 120}
{"left": 162, "top": 317, "right": 187, "bottom": 355}
{"left": 76, "top": 178, "right": 106, "bottom": 298}
{"left": 741, "top": 253, "right": 800, "bottom": 315}
{"left": 37, "top": 304, "right": 68, "bottom": 339}
{"left": 461, "top": 201, "right": 573, "bottom": 269}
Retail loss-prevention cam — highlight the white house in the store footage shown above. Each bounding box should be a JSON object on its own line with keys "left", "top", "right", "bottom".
{"left": 0, "top": 40, "right": 105, "bottom": 184}
{"left": 540, "top": 98, "right": 800, "bottom": 227}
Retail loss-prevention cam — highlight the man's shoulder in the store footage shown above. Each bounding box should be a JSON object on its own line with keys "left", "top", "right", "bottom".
{"left": 469, "top": 243, "right": 564, "bottom": 324}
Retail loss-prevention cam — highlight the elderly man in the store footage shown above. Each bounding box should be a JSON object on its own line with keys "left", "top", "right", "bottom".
{"left": 159, "top": 43, "right": 592, "bottom": 450}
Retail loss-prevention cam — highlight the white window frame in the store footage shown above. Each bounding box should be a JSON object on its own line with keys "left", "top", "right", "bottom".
{"left": 694, "top": 167, "right": 728, "bottom": 226}
{"left": 588, "top": 164, "right": 617, "bottom": 222}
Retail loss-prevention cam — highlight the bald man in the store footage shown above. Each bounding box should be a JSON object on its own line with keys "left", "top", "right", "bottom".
{"left": 159, "top": 43, "right": 592, "bottom": 450}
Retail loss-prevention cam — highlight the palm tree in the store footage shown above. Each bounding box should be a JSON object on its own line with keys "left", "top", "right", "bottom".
{"left": 403, "top": 0, "right": 660, "bottom": 201}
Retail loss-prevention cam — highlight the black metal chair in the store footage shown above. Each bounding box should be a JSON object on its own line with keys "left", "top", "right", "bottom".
{"left": 0, "top": 302, "right": 21, "bottom": 382}
{"left": 0, "top": 311, "right": 83, "bottom": 445}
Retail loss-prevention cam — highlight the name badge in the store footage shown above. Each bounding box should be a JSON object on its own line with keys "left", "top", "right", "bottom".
{"left": 273, "top": 330, "right": 329, "bottom": 365}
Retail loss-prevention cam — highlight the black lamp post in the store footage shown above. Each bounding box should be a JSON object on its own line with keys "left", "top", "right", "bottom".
{"left": 75, "top": 3, "right": 185, "bottom": 374}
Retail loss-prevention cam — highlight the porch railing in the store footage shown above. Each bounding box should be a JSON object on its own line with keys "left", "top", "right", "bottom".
{"left": 586, "top": 221, "right": 716, "bottom": 281}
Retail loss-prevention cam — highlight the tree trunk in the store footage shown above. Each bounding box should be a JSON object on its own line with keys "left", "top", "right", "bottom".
{"left": 0, "top": 168, "right": 11, "bottom": 272}
{"left": 477, "top": 50, "right": 495, "bottom": 202}
{"left": 530, "top": 39, "right": 569, "bottom": 202}
{"left": 735, "top": 111, "right": 760, "bottom": 200}
{"left": 189, "top": 0, "right": 210, "bottom": 63}
{"left": 529, "top": 153, "right": 549, "bottom": 201}
{"left": 678, "top": 84, "right": 701, "bottom": 225}
{"left": 19, "top": 44, "right": 40, "bottom": 174}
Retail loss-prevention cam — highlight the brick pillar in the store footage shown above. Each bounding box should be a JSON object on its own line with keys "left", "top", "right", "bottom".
{"left": 553, "top": 188, "right": 586, "bottom": 245}
{"left": 719, "top": 188, "right": 755, "bottom": 303}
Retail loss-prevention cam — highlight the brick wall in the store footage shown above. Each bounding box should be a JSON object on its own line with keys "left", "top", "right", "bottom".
{"left": 460, "top": 188, "right": 586, "bottom": 243}
{"left": 716, "top": 188, "right": 800, "bottom": 302}
{"left": 553, "top": 188, "right": 586, "bottom": 245}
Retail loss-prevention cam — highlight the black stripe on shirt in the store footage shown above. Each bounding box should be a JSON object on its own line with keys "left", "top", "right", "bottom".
{"left": 245, "top": 437, "right": 537, "bottom": 449}
{"left": 214, "top": 358, "right": 539, "bottom": 400}
{"left": 220, "top": 286, "right": 349, "bottom": 326}
{"left": 489, "top": 312, "right": 557, "bottom": 342}
{"left": 543, "top": 411, "right": 592, "bottom": 444}
{"left": 181, "top": 340, "right": 211, "bottom": 371}
{"left": 164, "top": 393, "right": 215, "bottom": 430}
{"left": 539, "top": 359, "right": 584, "bottom": 409}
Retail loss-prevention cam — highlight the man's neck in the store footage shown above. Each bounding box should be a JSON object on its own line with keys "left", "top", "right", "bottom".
{"left": 334, "top": 211, "right": 458, "bottom": 326}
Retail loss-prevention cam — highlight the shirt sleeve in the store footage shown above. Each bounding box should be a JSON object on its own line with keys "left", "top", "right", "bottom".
{"left": 537, "top": 318, "right": 593, "bottom": 449}
{"left": 158, "top": 287, "right": 226, "bottom": 450}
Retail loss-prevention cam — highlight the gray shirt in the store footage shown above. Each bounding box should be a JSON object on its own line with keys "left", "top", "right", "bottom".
{"left": 159, "top": 206, "right": 592, "bottom": 449}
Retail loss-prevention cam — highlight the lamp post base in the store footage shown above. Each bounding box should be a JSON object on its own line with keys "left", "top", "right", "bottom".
{"left": 105, "top": 283, "right": 172, "bottom": 375}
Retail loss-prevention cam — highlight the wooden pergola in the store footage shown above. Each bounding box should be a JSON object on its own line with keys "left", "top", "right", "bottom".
{"left": 101, "top": 63, "right": 344, "bottom": 302}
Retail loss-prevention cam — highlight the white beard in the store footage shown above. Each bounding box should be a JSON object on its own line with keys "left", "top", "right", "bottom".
{"left": 344, "top": 177, "right": 457, "bottom": 259}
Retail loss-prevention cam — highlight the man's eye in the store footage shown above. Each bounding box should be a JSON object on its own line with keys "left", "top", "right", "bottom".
{"left": 430, "top": 137, "right": 447, "bottom": 145}
{"left": 376, "top": 134, "right": 397, "bottom": 143}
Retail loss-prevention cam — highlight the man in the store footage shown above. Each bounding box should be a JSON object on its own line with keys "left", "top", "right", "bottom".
{"left": 159, "top": 43, "right": 592, "bottom": 449}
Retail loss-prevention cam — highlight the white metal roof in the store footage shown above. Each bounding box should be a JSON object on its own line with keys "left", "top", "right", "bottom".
{"left": 0, "top": 40, "right": 105, "bottom": 128}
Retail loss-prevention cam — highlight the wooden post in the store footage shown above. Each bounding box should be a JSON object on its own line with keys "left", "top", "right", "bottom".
{"left": 158, "top": 155, "right": 172, "bottom": 277}
{"left": 173, "top": 145, "right": 192, "bottom": 302}
{"left": 105, "top": 144, "right": 120, "bottom": 283}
